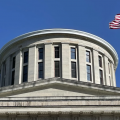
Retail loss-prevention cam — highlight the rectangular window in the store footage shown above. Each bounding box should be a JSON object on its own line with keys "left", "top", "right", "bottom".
{"left": 55, "top": 47, "right": 59, "bottom": 58}
{"left": 71, "top": 62, "right": 76, "bottom": 78}
{"left": 99, "top": 70, "right": 103, "bottom": 85}
{"left": 86, "top": 51, "right": 90, "bottom": 63}
{"left": 38, "top": 62, "right": 43, "bottom": 78}
{"left": 11, "top": 71, "right": 15, "bottom": 85}
{"left": 12, "top": 57, "right": 16, "bottom": 69}
{"left": 86, "top": 65, "right": 91, "bottom": 81}
{"left": 98, "top": 56, "right": 102, "bottom": 67}
{"left": 55, "top": 61, "right": 60, "bottom": 77}
{"left": 39, "top": 48, "right": 43, "bottom": 59}
{"left": 23, "top": 65, "right": 28, "bottom": 82}
{"left": 71, "top": 48, "right": 76, "bottom": 59}
{"left": 24, "top": 51, "right": 28, "bottom": 63}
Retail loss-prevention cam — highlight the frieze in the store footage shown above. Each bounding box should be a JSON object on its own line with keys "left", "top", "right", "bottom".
{"left": 0, "top": 100, "right": 120, "bottom": 107}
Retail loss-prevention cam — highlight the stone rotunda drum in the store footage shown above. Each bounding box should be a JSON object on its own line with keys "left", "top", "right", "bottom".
{"left": 0, "top": 29, "right": 118, "bottom": 87}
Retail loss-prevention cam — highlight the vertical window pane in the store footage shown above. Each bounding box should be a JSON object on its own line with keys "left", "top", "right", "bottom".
{"left": 86, "top": 65, "right": 91, "bottom": 81}
{"left": 24, "top": 51, "right": 28, "bottom": 63}
{"left": 12, "top": 57, "right": 16, "bottom": 69}
{"left": 39, "top": 48, "right": 43, "bottom": 59}
{"left": 11, "top": 71, "right": 15, "bottom": 85}
{"left": 86, "top": 51, "right": 90, "bottom": 63}
{"left": 23, "top": 65, "right": 28, "bottom": 82}
{"left": 71, "top": 62, "right": 76, "bottom": 78}
{"left": 99, "top": 56, "right": 102, "bottom": 67}
{"left": 38, "top": 62, "right": 43, "bottom": 78}
{"left": 71, "top": 48, "right": 76, "bottom": 59}
{"left": 55, "top": 47, "right": 59, "bottom": 58}
{"left": 99, "top": 70, "right": 103, "bottom": 85}
{"left": 55, "top": 61, "right": 60, "bottom": 77}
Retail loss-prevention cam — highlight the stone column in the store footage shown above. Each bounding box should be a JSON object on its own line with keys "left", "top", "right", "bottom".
{"left": 93, "top": 50, "right": 100, "bottom": 84}
{"left": 61, "top": 43, "right": 70, "bottom": 79}
{"left": 104, "top": 56, "right": 109, "bottom": 86}
{"left": 78, "top": 45, "right": 86, "bottom": 82}
{"left": 14, "top": 49, "right": 22, "bottom": 85}
{"left": 111, "top": 63, "right": 116, "bottom": 87}
{"left": 45, "top": 43, "right": 54, "bottom": 79}
{"left": 6, "top": 56, "right": 11, "bottom": 86}
{"left": 28, "top": 45, "right": 36, "bottom": 82}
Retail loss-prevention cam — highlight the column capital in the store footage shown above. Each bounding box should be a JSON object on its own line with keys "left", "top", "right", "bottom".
{"left": 78, "top": 44, "right": 85, "bottom": 47}
{"left": 61, "top": 42, "right": 69, "bottom": 44}
{"left": 28, "top": 44, "right": 36, "bottom": 48}
{"left": 44, "top": 42, "right": 53, "bottom": 45}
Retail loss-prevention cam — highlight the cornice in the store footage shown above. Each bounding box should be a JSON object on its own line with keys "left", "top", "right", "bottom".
{"left": 0, "top": 111, "right": 120, "bottom": 116}
{"left": 0, "top": 28, "right": 118, "bottom": 68}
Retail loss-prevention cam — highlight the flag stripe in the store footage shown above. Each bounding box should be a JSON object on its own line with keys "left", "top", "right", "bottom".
{"left": 109, "top": 13, "right": 120, "bottom": 29}
{"left": 115, "top": 14, "right": 120, "bottom": 20}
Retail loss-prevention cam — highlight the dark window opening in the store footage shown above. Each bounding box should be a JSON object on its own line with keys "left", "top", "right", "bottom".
{"left": 98, "top": 56, "right": 102, "bottom": 67}
{"left": 87, "top": 65, "right": 91, "bottom": 81}
{"left": 55, "top": 61, "right": 60, "bottom": 77}
{"left": 71, "top": 48, "right": 76, "bottom": 59}
{"left": 39, "top": 48, "right": 43, "bottom": 59}
{"left": 108, "top": 63, "right": 110, "bottom": 74}
{"left": 24, "top": 51, "right": 28, "bottom": 63}
{"left": 23, "top": 65, "right": 28, "bottom": 82}
{"left": 38, "top": 62, "right": 43, "bottom": 78}
{"left": 71, "top": 62, "right": 76, "bottom": 78}
{"left": 11, "top": 71, "right": 15, "bottom": 85}
{"left": 12, "top": 57, "right": 16, "bottom": 69}
{"left": 55, "top": 47, "right": 59, "bottom": 58}
{"left": 99, "top": 70, "right": 103, "bottom": 85}
{"left": 86, "top": 51, "right": 90, "bottom": 63}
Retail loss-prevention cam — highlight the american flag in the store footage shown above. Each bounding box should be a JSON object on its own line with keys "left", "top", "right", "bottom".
{"left": 109, "top": 13, "right": 120, "bottom": 29}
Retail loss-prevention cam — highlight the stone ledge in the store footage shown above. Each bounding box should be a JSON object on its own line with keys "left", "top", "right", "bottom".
{"left": 0, "top": 110, "right": 120, "bottom": 115}
{"left": 0, "top": 78, "right": 120, "bottom": 97}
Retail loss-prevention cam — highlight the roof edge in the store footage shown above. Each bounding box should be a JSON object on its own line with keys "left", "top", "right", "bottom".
{"left": 0, "top": 28, "right": 118, "bottom": 68}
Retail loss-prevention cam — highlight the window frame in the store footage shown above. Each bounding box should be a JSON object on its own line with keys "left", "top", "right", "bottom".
{"left": 38, "top": 48, "right": 43, "bottom": 60}
{"left": 11, "top": 70, "right": 15, "bottom": 85}
{"left": 54, "top": 61, "right": 60, "bottom": 77}
{"left": 86, "top": 50, "right": 91, "bottom": 63}
{"left": 71, "top": 62, "right": 77, "bottom": 78}
{"left": 98, "top": 56, "right": 102, "bottom": 68}
{"left": 99, "top": 69, "right": 103, "bottom": 85}
{"left": 86, "top": 64, "right": 91, "bottom": 81}
{"left": 24, "top": 51, "right": 29, "bottom": 64}
{"left": 71, "top": 47, "right": 76, "bottom": 59}
{"left": 23, "top": 65, "right": 28, "bottom": 83}
{"left": 54, "top": 46, "right": 59, "bottom": 58}
{"left": 38, "top": 62, "right": 43, "bottom": 79}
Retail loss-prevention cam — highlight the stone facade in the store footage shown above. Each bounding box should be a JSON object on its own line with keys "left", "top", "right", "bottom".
{"left": 0, "top": 29, "right": 118, "bottom": 87}
{"left": 0, "top": 29, "right": 119, "bottom": 120}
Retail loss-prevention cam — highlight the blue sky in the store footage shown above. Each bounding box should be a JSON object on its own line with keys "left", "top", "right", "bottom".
{"left": 0, "top": 0, "right": 120, "bottom": 86}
